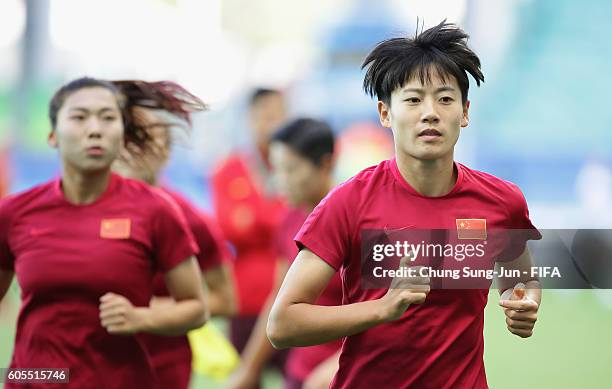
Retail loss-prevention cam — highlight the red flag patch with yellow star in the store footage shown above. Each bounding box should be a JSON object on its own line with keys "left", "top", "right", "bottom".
{"left": 100, "top": 219, "right": 131, "bottom": 239}
{"left": 456, "top": 218, "right": 487, "bottom": 240}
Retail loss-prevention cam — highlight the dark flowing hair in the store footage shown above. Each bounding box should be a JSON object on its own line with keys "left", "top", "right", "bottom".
{"left": 112, "top": 80, "right": 207, "bottom": 157}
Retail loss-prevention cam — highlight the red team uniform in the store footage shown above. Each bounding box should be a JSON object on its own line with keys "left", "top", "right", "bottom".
{"left": 139, "top": 187, "right": 230, "bottom": 389}
{"left": 0, "top": 173, "right": 197, "bottom": 388}
{"left": 212, "top": 152, "right": 287, "bottom": 369}
{"left": 295, "top": 159, "right": 541, "bottom": 389}
{"left": 212, "top": 154, "right": 284, "bottom": 316}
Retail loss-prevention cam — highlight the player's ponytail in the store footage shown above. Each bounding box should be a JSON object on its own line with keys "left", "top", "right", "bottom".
{"left": 112, "top": 80, "right": 207, "bottom": 157}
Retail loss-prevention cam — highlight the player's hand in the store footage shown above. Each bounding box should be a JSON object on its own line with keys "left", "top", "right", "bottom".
{"left": 99, "top": 292, "right": 147, "bottom": 335}
{"left": 379, "top": 254, "right": 430, "bottom": 322}
{"left": 499, "top": 282, "right": 539, "bottom": 338}
{"left": 225, "top": 364, "right": 260, "bottom": 389}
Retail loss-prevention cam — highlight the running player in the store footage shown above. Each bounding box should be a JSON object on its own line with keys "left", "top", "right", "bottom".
{"left": 111, "top": 79, "right": 237, "bottom": 389}
{"left": 0, "top": 77, "right": 208, "bottom": 388}
{"left": 229, "top": 118, "right": 342, "bottom": 389}
{"left": 267, "top": 21, "right": 542, "bottom": 388}
{"left": 212, "top": 88, "right": 289, "bottom": 375}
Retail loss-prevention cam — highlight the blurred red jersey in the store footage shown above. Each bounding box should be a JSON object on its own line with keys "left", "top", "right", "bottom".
{"left": 296, "top": 159, "right": 541, "bottom": 389}
{"left": 0, "top": 174, "right": 197, "bottom": 389}
{"left": 212, "top": 153, "right": 285, "bottom": 315}
{"left": 140, "top": 187, "right": 231, "bottom": 389}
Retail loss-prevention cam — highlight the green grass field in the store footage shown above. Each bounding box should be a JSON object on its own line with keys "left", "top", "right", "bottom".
{"left": 2, "top": 288, "right": 611, "bottom": 388}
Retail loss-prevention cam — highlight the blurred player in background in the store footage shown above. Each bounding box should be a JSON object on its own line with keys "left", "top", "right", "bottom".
{"left": 212, "top": 88, "right": 289, "bottom": 380}
{"left": 267, "top": 21, "right": 542, "bottom": 388}
{"left": 0, "top": 77, "right": 208, "bottom": 388}
{"left": 111, "top": 79, "right": 237, "bottom": 389}
{"left": 229, "top": 118, "right": 343, "bottom": 389}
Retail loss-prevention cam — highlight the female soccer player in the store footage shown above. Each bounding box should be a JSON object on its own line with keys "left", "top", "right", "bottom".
{"left": 0, "top": 77, "right": 208, "bottom": 388}
{"left": 111, "top": 79, "right": 237, "bottom": 389}
{"left": 267, "top": 22, "right": 542, "bottom": 388}
{"left": 211, "top": 89, "right": 288, "bottom": 367}
{"left": 229, "top": 118, "right": 343, "bottom": 389}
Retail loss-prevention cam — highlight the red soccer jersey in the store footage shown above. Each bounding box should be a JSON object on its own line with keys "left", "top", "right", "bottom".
{"left": 139, "top": 187, "right": 230, "bottom": 388}
{"left": 278, "top": 208, "right": 343, "bottom": 382}
{"left": 212, "top": 153, "right": 285, "bottom": 315}
{"left": 295, "top": 159, "right": 541, "bottom": 389}
{"left": 0, "top": 173, "right": 198, "bottom": 389}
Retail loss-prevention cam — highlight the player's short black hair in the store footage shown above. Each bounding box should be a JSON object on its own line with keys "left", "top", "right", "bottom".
{"left": 49, "top": 77, "right": 124, "bottom": 130}
{"left": 270, "top": 118, "right": 335, "bottom": 166}
{"left": 250, "top": 88, "right": 282, "bottom": 107}
{"left": 362, "top": 20, "right": 484, "bottom": 105}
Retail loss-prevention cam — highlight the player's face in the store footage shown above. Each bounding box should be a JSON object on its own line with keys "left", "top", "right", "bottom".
{"left": 113, "top": 107, "right": 171, "bottom": 184}
{"left": 250, "top": 94, "right": 287, "bottom": 149}
{"left": 49, "top": 87, "right": 124, "bottom": 174}
{"left": 269, "top": 142, "right": 325, "bottom": 207}
{"left": 378, "top": 71, "right": 469, "bottom": 161}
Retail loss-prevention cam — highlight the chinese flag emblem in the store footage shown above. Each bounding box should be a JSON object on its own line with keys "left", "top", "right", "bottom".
{"left": 100, "top": 219, "right": 131, "bottom": 239}
{"left": 456, "top": 218, "right": 487, "bottom": 240}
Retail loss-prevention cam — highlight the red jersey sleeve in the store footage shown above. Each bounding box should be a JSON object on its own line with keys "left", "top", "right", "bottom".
{"left": 150, "top": 192, "right": 199, "bottom": 273}
{"left": 294, "top": 182, "right": 354, "bottom": 271}
{"left": 0, "top": 198, "right": 15, "bottom": 271}
{"left": 192, "top": 212, "right": 230, "bottom": 271}
{"left": 498, "top": 184, "right": 542, "bottom": 262}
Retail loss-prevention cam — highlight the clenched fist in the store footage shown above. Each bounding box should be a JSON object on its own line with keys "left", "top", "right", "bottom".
{"left": 499, "top": 283, "right": 539, "bottom": 338}
{"left": 99, "top": 292, "right": 148, "bottom": 335}
{"left": 379, "top": 254, "right": 431, "bottom": 322}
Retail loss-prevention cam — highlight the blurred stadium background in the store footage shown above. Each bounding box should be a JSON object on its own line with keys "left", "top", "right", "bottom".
{"left": 1, "top": 0, "right": 611, "bottom": 388}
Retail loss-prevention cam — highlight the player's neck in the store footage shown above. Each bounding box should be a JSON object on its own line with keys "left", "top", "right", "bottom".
{"left": 396, "top": 153, "right": 456, "bottom": 197}
{"left": 61, "top": 166, "right": 112, "bottom": 205}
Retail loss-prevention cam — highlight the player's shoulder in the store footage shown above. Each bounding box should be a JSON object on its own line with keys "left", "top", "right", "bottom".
{"left": 0, "top": 179, "right": 56, "bottom": 215}
{"left": 317, "top": 160, "right": 394, "bottom": 211}
{"left": 337, "top": 159, "right": 395, "bottom": 191}
{"left": 0, "top": 180, "right": 57, "bottom": 232}
{"left": 115, "top": 175, "right": 179, "bottom": 211}
{"left": 159, "top": 187, "right": 202, "bottom": 216}
{"left": 459, "top": 163, "right": 524, "bottom": 198}
{"left": 159, "top": 187, "right": 209, "bottom": 228}
{"left": 211, "top": 150, "right": 252, "bottom": 177}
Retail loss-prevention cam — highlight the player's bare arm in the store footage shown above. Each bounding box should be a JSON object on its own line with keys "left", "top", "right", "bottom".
{"left": 99, "top": 256, "right": 208, "bottom": 335}
{"left": 267, "top": 249, "right": 430, "bottom": 348}
{"left": 203, "top": 263, "right": 237, "bottom": 317}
